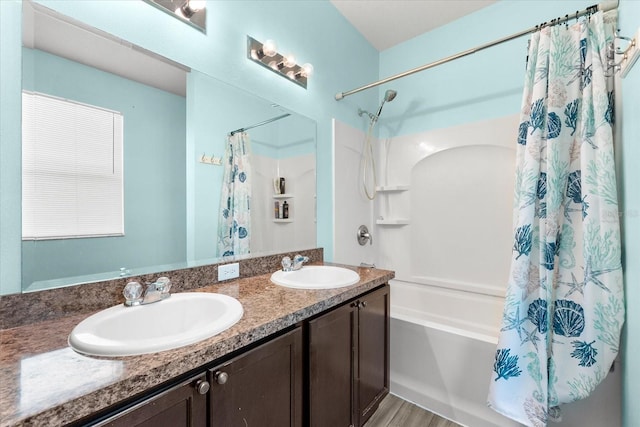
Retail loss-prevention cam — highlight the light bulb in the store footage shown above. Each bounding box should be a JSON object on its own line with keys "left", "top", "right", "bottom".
{"left": 301, "top": 63, "right": 314, "bottom": 78}
{"left": 175, "top": 0, "right": 204, "bottom": 18}
{"left": 262, "top": 40, "right": 277, "bottom": 57}
{"left": 268, "top": 60, "right": 278, "bottom": 70}
{"left": 283, "top": 54, "right": 296, "bottom": 68}
{"left": 188, "top": 0, "right": 206, "bottom": 11}
{"left": 286, "top": 70, "right": 296, "bottom": 79}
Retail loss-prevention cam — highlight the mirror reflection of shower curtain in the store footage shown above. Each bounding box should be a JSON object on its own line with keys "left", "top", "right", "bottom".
{"left": 217, "top": 132, "right": 251, "bottom": 257}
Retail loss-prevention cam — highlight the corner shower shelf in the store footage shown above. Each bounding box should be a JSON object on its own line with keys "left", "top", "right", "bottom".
{"left": 376, "top": 218, "right": 410, "bottom": 225}
{"left": 375, "top": 185, "right": 409, "bottom": 192}
{"left": 273, "top": 194, "right": 293, "bottom": 199}
{"left": 376, "top": 185, "right": 410, "bottom": 226}
{"left": 273, "top": 219, "right": 293, "bottom": 223}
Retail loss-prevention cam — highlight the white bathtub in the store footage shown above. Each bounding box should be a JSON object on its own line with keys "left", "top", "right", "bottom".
{"left": 389, "top": 279, "right": 622, "bottom": 427}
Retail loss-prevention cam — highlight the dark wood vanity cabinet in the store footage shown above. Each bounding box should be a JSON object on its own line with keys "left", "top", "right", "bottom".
{"left": 84, "top": 285, "right": 389, "bottom": 427}
{"left": 209, "top": 327, "right": 303, "bottom": 427}
{"left": 309, "top": 297, "right": 358, "bottom": 427}
{"left": 309, "top": 284, "right": 390, "bottom": 427}
{"left": 97, "top": 374, "right": 208, "bottom": 427}
{"left": 357, "top": 284, "right": 391, "bottom": 424}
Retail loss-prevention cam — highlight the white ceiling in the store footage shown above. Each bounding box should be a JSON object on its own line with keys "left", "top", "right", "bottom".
{"left": 330, "top": 0, "right": 497, "bottom": 51}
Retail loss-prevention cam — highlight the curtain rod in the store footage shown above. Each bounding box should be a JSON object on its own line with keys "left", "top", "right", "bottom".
{"left": 335, "top": 0, "right": 619, "bottom": 101}
{"left": 229, "top": 113, "right": 291, "bottom": 136}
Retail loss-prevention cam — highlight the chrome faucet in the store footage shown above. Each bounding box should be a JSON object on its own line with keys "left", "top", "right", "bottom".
{"left": 281, "top": 254, "right": 309, "bottom": 272}
{"left": 123, "top": 277, "right": 172, "bottom": 306}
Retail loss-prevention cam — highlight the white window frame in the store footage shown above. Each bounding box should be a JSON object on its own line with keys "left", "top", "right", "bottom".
{"left": 22, "top": 91, "right": 124, "bottom": 240}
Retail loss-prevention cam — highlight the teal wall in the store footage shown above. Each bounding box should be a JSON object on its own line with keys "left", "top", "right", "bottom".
{"left": 0, "top": 0, "right": 379, "bottom": 294}
{"left": 619, "top": 3, "right": 640, "bottom": 427}
{"left": 377, "top": 1, "right": 639, "bottom": 426}
{"left": 377, "top": 0, "right": 601, "bottom": 138}
{"left": 20, "top": 48, "right": 186, "bottom": 288}
{"left": 0, "top": 1, "right": 23, "bottom": 295}
{"left": 251, "top": 118, "right": 316, "bottom": 160}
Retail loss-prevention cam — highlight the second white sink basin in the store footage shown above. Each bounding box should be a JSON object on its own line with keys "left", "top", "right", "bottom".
{"left": 271, "top": 265, "right": 360, "bottom": 290}
{"left": 69, "top": 292, "right": 243, "bottom": 357}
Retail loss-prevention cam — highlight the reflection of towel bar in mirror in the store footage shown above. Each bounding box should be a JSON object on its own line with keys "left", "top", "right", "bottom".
{"left": 199, "top": 153, "right": 222, "bottom": 166}
{"left": 229, "top": 113, "right": 291, "bottom": 136}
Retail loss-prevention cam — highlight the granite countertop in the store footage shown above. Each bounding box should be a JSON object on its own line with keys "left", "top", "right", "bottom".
{"left": 0, "top": 263, "right": 394, "bottom": 427}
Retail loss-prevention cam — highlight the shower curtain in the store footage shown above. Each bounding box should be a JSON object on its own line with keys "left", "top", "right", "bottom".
{"left": 488, "top": 11, "right": 623, "bottom": 427}
{"left": 217, "top": 132, "right": 251, "bottom": 257}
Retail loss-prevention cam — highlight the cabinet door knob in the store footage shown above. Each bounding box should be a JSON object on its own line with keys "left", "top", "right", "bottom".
{"left": 214, "top": 371, "right": 229, "bottom": 385}
{"left": 195, "top": 379, "right": 210, "bottom": 395}
{"left": 361, "top": 301, "right": 367, "bottom": 308}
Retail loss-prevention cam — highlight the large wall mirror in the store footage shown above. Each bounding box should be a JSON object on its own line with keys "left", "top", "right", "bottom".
{"left": 21, "top": 1, "right": 317, "bottom": 292}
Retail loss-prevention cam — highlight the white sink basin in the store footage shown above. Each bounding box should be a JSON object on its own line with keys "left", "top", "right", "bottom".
{"left": 69, "top": 293, "right": 243, "bottom": 357}
{"left": 270, "top": 265, "right": 360, "bottom": 290}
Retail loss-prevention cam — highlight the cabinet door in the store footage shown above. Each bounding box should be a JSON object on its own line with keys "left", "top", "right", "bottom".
{"left": 309, "top": 301, "right": 358, "bottom": 427}
{"left": 209, "top": 327, "right": 303, "bottom": 427}
{"left": 98, "top": 374, "right": 208, "bottom": 427}
{"left": 357, "top": 285, "right": 390, "bottom": 426}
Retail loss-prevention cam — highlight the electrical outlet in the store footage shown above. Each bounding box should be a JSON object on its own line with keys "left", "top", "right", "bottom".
{"left": 620, "top": 27, "right": 640, "bottom": 78}
{"left": 218, "top": 262, "right": 239, "bottom": 281}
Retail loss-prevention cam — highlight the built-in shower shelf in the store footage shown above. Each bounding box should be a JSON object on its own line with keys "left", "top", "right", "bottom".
{"left": 273, "top": 219, "right": 293, "bottom": 223}
{"left": 376, "top": 218, "right": 410, "bottom": 225}
{"left": 273, "top": 194, "right": 293, "bottom": 199}
{"left": 376, "top": 185, "right": 409, "bottom": 192}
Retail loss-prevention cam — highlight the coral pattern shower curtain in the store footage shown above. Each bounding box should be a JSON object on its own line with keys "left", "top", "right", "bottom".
{"left": 488, "top": 11, "right": 623, "bottom": 427}
{"left": 217, "top": 132, "right": 251, "bottom": 257}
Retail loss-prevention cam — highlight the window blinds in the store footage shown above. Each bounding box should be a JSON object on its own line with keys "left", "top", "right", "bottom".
{"left": 22, "top": 91, "right": 124, "bottom": 240}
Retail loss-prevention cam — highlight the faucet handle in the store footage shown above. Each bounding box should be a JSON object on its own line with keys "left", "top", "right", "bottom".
{"left": 281, "top": 256, "right": 292, "bottom": 271}
{"left": 155, "top": 277, "right": 172, "bottom": 294}
{"left": 294, "top": 254, "right": 309, "bottom": 263}
{"left": 123, "top": 281, "right": 143, "bottom": 306}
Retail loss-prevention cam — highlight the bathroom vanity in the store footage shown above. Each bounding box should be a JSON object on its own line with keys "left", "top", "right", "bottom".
{"left": 0, "top": 255, "right": 392, "bottom": 427}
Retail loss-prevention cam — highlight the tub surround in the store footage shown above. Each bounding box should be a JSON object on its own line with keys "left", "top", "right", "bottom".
{"left": 0, "top": 250, "right": 394, "bottom": 426}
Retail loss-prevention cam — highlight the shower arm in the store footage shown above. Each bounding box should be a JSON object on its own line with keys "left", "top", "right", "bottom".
{"left": 334, "top": 0, "right": 618, "bottom": 101}
{"left": 358, "top": 108, "right": 377, "bottom": 122}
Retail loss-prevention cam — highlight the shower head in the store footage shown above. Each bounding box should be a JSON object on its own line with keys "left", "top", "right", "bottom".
{"left": 374, "top": 89, "right": 397, "bottom": 121}
{"left": 357, "top": 89, "right": 398, "bottom": 124}
{"left": 384, "top": 89, "right": 397, "bottom": 102}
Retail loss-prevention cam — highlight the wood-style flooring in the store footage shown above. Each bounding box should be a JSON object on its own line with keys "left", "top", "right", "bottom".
{"left": 364, "top": 394, "right": 462, "bottom": 427}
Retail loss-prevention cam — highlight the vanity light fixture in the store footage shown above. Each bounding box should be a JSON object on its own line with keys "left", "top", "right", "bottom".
{"left": 247, "top": 36, "right": 313, "bottom": 89}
